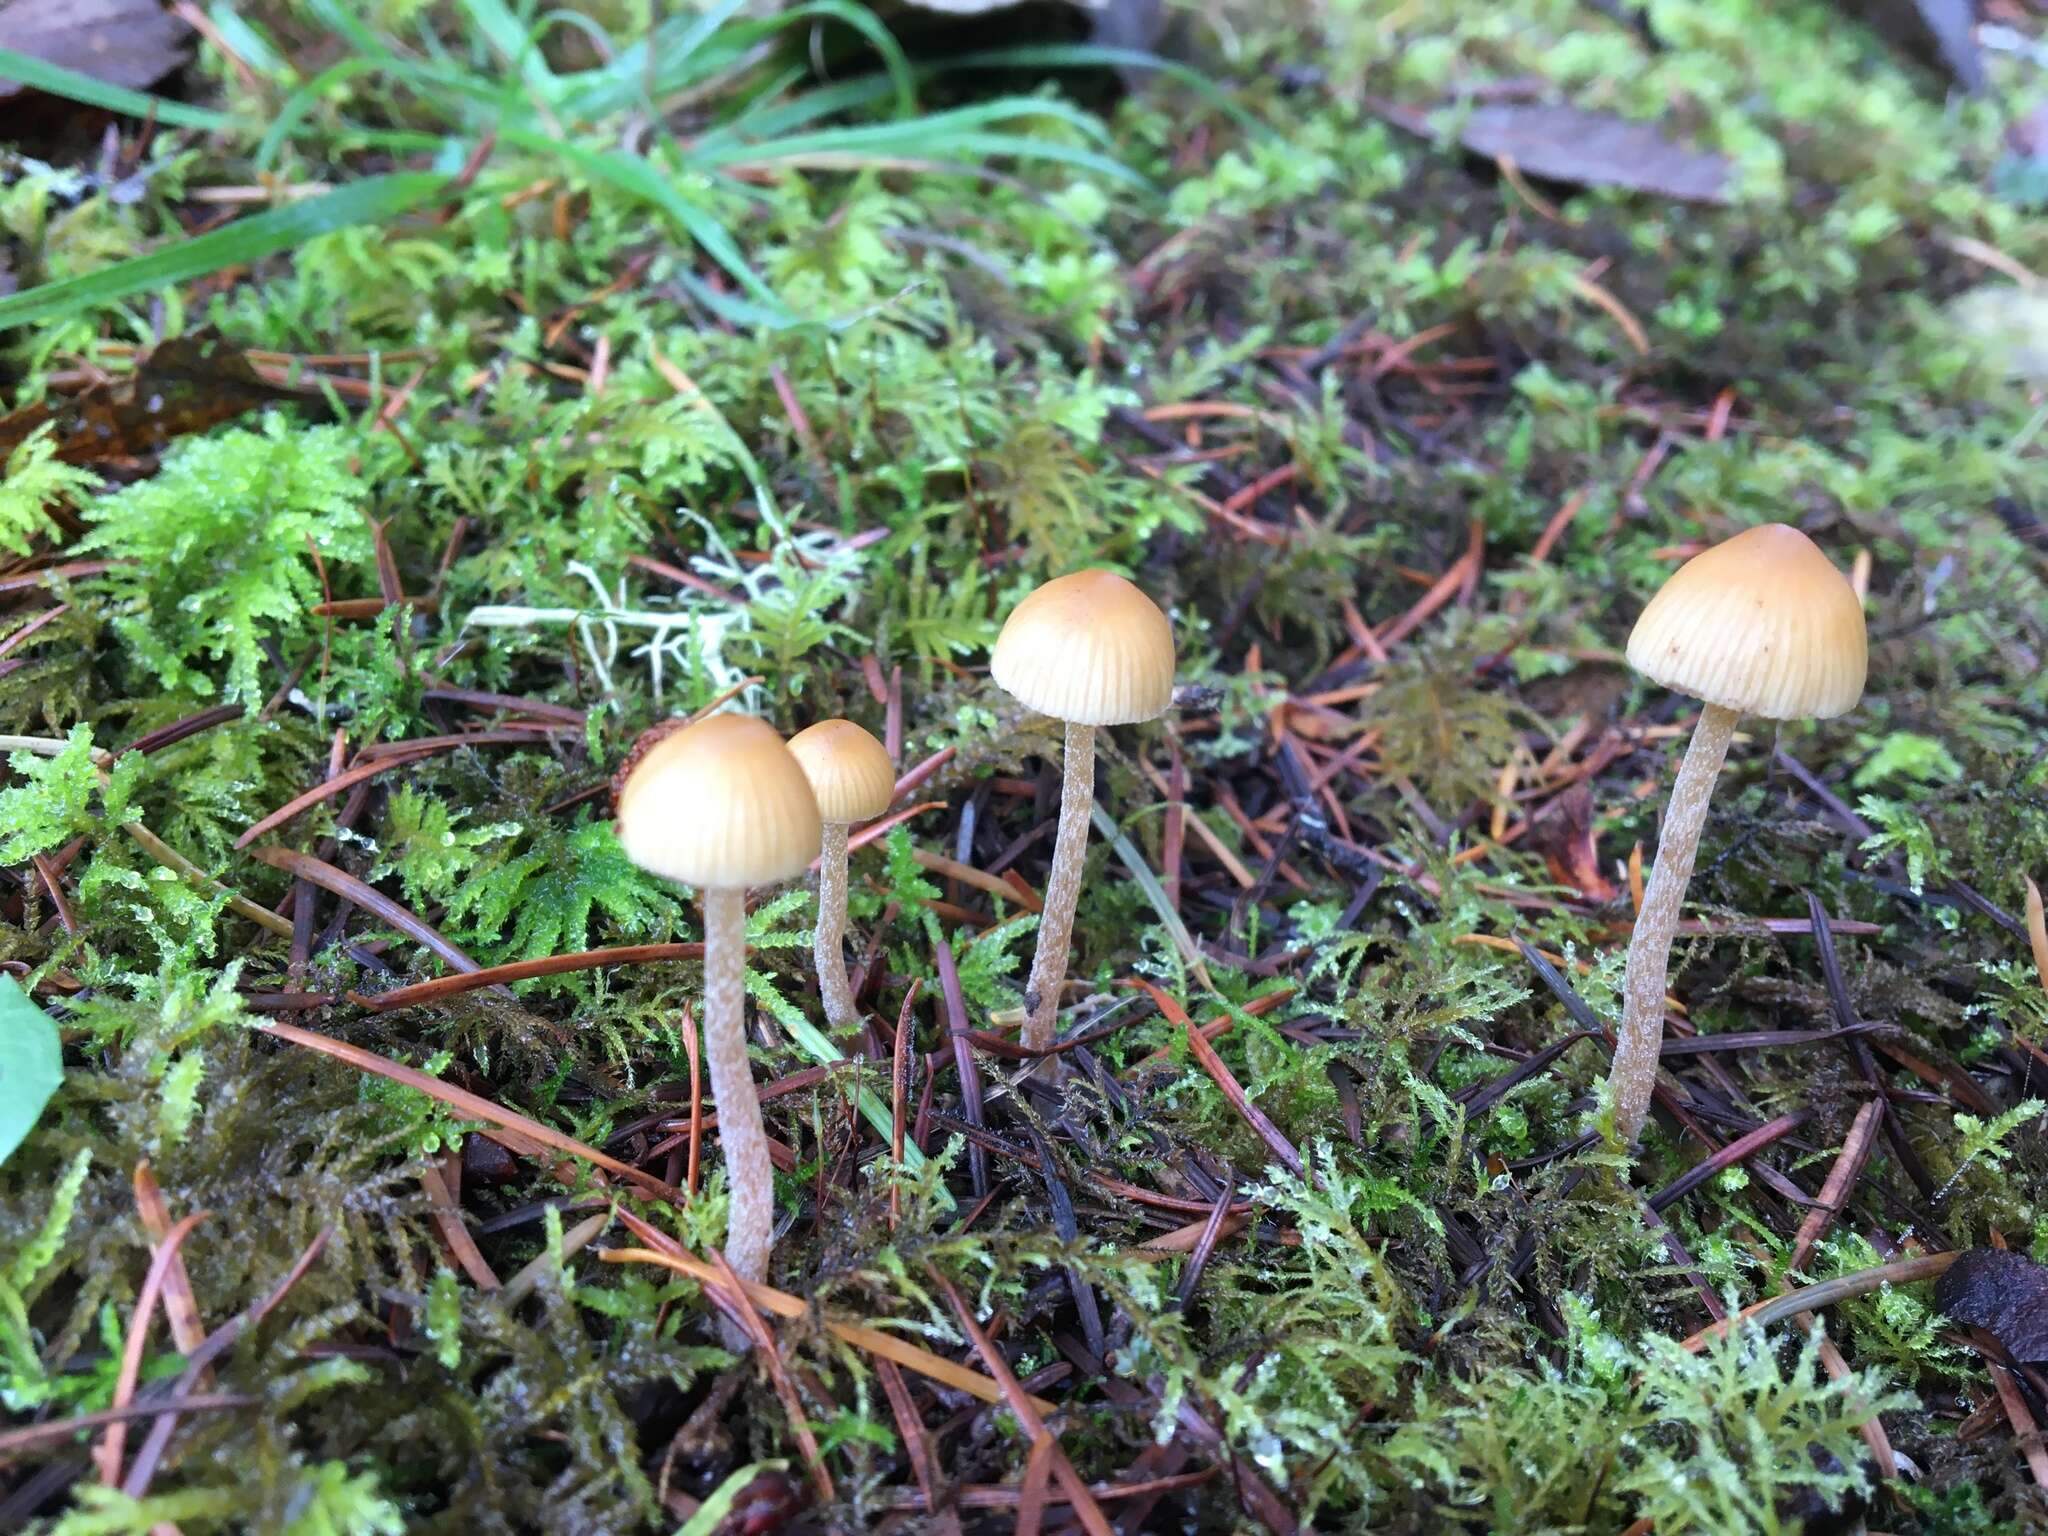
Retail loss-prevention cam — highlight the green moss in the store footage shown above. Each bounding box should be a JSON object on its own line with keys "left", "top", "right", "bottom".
{"left": 2, "top": 0, "right": 2044, "bottom": 1526}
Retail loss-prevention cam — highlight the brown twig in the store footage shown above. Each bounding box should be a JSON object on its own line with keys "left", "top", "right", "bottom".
{"left": 132, "top": 1163, "right": 206, "bottom": 1357}
{"left": 1680, "top": 1253, "right": 1959, "bottom": 1351}
{"left": 1786, "top": 1099, "right": 1883, "bottom": 1275}
{"left": 1133, "top": 980, "right": 1304, "bottom": 1179}
{"left": 1971, "top": 1327, "right": 2048, "bottom": 1488}
{"left": 602, "top": 1247, "right": 1047, "bottom": 1410}
{"left": 235, "top": 729, "right": 563, "bottom": 848}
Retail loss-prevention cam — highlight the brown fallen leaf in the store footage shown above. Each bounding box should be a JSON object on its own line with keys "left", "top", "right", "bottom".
{"left": 0, "top": 328, "right": 319, "bottom": 466}
{"left": 0, "top": 0, "right": 191, "bottom": 98}
{"left": 1834, "top": 0, "right": 1984, "bottom": 94}
{"left": 1534, "top": 781, "right": 1619, "bottom": 903}
{"left": 1457, "top": 104, "right": 1733, "bottom": 205}
{"left": 1937, "top": 1249, "right": 2048, "bottom": 1363}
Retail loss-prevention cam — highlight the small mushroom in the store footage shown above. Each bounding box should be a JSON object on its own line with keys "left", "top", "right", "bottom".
{"left": 1610, "top": 524, "right": 1866, "bottom": 1147}
{"left": 616, "top": 713, "right": 821, "bottom": 1286}
{"left": 991, "top": 570, "right": 1176, "bottom": 1053}
{"left": 787, "top": 718, "right": 895, "bottom": 1035}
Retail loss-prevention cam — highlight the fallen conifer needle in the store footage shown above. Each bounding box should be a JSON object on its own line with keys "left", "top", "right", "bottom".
{"left": 1680, "top": 1252, "right": 1958, "bottom": 1352}
{"left": 256, "top": 1019, "right": 681, "bottom": 1202}
{"left": 600, "top": 1246, "right": 1048, "bottom": 1412}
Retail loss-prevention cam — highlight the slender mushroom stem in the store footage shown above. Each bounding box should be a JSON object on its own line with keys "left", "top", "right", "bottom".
{"left": 1022, "top": 719, "right": 1095, "bottom": 1053}
{"left": 815, "top": 820, "right": 857, "bottom": 1034}
{"left": 1610, "top": 701, "right": 1739, "bottom": 1147}
{"left": 700, "top": 885, "right": 774, "bottom": 1287}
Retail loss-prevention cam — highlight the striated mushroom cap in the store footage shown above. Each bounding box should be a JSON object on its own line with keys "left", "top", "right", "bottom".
{"left": 1626, "top": 523, "right": 1867, "bottom": 721}
{"left": 788, "top": 718, "right": 895, "bottom": 824}
{"left": 617, "top": 713, "right": 821, "bottom": 889}
{"left": 991, "top": 570, "right": 1176, "bottom": 727}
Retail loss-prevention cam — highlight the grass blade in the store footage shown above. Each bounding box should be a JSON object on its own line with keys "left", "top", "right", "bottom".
{"left": 0, "top": 172, "right": 455, "bottom": 332}
{"left": 553, "top": 0, "right": 755, "bottom": 121}
{"left": 456, "top": 0, "right": 558, "bottom": 100}
{"left": 938, "top": 43, "right": 1264, "bottom": 133}
{"left": 1093, "top": 803, "right": 1213, "bottom": 990}
{"left": 558, "top": 0, "right": 913, "bottom": 124}
{"left": 254, "top": 57, "right": 385, "bottom": 171}
{"left": 494, "top": 126, "right": 793, "bottom": 323}
{"left": 706, "top": 114, "right": 1141, "bottom": 186}
{"left": 698, "top": 74, "right": 899, "bottom": 149}
{"left": 0, "top": 49, "right": 231, "bottom": 131}
{"left": 746, "top": 972, "right": 924, "bottom": 1169}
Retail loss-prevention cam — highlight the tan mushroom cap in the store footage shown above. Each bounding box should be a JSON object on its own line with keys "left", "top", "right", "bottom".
{"left": 1626, "top": 523, "right": 1867, "bottom": 720}
{"left": 616, "top": 712, "right": 821, "bottom": 889}
{"left": 788, "top": 718, "right": 895, "bottom": 824}
{"left": 991, "top": 570, "right": 1176, "bottom": 726}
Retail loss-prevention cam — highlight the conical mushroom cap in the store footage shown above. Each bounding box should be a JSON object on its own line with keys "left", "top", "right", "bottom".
{"left": 1626, "top": 523, "right": 1867, "bottom": 720}
{"left": 991, "top": 570, "right": 1176, "bottom": 726}
{"left": 616, "top": 713, "right": 821, "bottom": 888}
{"left": 788, "top": 718, "right": 894, "bottom": 824}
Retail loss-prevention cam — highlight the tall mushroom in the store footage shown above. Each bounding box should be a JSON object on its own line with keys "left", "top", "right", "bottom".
{"left": 787, "top": 718, "right": 894, "bottom": 1035}
{"left": 992, "top": 570, "right": 1176, "bottom": 1053}
{"left": 1609, "top": 523, "right": 1866, "bottom": 1147}
{"left": 616, "top": 712, "right": 821, "bottom": 1285}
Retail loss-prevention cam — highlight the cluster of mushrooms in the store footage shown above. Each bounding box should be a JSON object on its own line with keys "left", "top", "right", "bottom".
{"left": 612, "top": 527, "right": 1866, "bottom": 1293}
{"left": 614, "top": 570, "right": 1176, "bottom": 1286}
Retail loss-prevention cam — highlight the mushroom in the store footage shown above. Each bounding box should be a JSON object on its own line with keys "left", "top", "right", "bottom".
{"left": 616, "top": 712, "right": 821, "bottom": 1285}
{"left": 991, "top": 570, "right": 1176, "bottom": 1053}
{"left": 787, "top": 718, "right": 895, "bottom": 1035}
{"left": 1609, "top": 523, "right": 1866, "bottom": 1147}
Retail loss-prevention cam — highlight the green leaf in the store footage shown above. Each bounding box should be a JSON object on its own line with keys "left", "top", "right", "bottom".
{"left": 0, "top": 173, "right": 455, "bottom": 332}
{"left": 0, "top": 977, "right": 63, "bottom": 1168}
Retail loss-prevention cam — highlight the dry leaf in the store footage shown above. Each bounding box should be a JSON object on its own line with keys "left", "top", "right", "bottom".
{"left": 0, "top": 0, "right": 191, "bottom": 98}
{"left": 1459, "top": 104, "right": 1733, "bottom": 205}
{"left": 1536, "top": 782, "right": 1619, "bottom": 903}
{"left": 0, "top": 328, "right": 316, "bottom": 466}
{"left": 1936, "top": 1249, "right": 2048, "bottom": 1363}
{"left": 1835, "top": 0, "right": 1984, "bottom": 93}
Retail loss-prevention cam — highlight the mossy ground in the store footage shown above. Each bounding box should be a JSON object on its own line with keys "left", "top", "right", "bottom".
{"left": 2, "top": 1, "right": 2046, "bottom": 1531}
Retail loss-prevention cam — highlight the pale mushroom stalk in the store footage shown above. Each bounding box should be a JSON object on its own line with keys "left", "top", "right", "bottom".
{"left": 992, "top": 570, "right": 1176, "bottom": 1057}
{"left": 814, "top": 820, "right": 856, "bottom": 1032}
{"left": 1022, "top": 719, "right": 1094, "bottom": 1050}
{"left": 1609, "top": 701, "right": 1736, "bottom": 1144}
{"left": 700, "top": 885, "right": 774, "bottom": 1284}
{"left": 615, "top": 712, "right": 822, "bottom": 1315}
{"left": 1604, "top": 522, "right": 1866, "bottom": 1152}
{"left": 788, "top": 718, "right": 894, "bottom": 1037}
